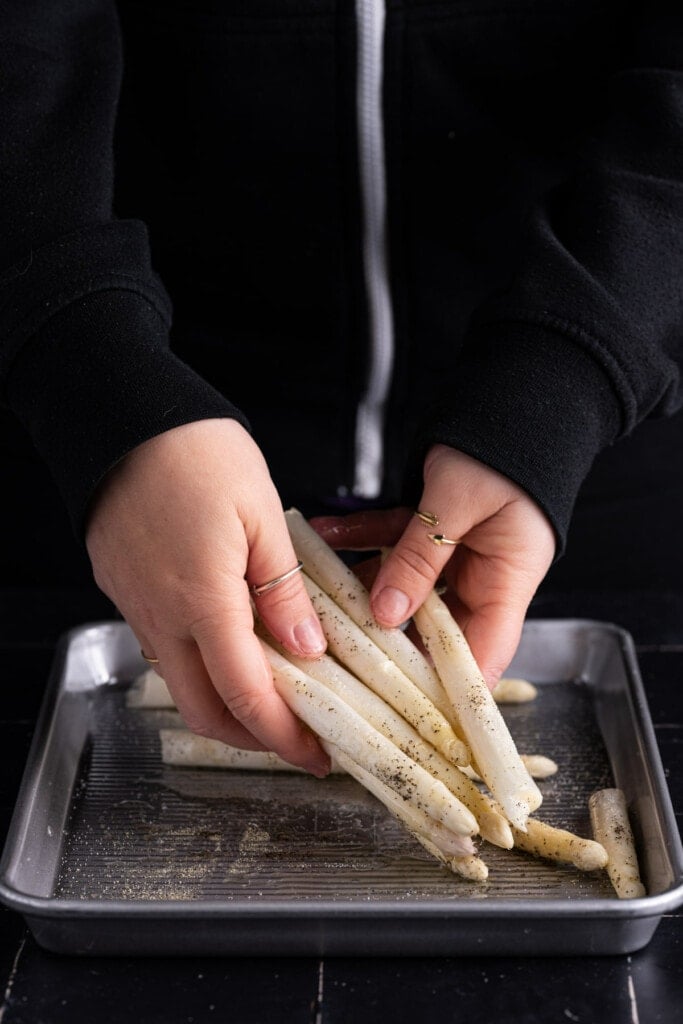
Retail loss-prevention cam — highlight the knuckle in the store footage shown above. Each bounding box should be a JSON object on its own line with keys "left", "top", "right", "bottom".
{"left": 188, "top": 601, "right": 252, "bottom": 644}
{"left": 392, "top": 543, "right": 441, "bottom": 586}
{"left": 226, "top": 685, "right": 269, "bottom": 728}
{"left": 423, "top": 443, "right": 450, "bottom": 478}
{"left": 254, "top": 572, "right": 308, "bottom": 613}
{"left": 90, "top": 562, "right": 107, "bottom": 593}
{"left": 186, "top": 610, "right": 222, "bottom": 643}
{"left": 180, "top": 712, "right": 222, "bottom": 740}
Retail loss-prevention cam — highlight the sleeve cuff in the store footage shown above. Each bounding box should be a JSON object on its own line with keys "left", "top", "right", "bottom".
{"left": 410, "top": 322, "right": 622, "bottom": 550}
{"left": 0, "top": 220, "right": 172, "bottom": 376}
{"left": 6, "top": 288, "right": 249, "bottom": 537}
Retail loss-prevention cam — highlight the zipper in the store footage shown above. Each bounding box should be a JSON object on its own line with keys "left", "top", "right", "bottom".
{"left": 351, "top": 0, "right": 394, "bottom": 499}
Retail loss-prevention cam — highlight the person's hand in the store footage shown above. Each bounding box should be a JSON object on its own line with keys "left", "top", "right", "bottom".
{"left": 85, "top": 418, "right": 330, "bottom": 775}
{"left": 311, "top": 445, "right": 556, "bottom": 689}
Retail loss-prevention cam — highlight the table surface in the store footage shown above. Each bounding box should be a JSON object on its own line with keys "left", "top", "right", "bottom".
{"left": 0, "top": 586, "right": 681, "bottom": 1024}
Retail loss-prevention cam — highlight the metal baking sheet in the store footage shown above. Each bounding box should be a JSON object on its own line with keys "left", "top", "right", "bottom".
{"left": 1, "top": 619, "right": 682, "bottom": 956}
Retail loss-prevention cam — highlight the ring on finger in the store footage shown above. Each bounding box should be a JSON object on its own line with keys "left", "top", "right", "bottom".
{"left": 251, "top": 560, "right": 304, "bottom": 597}
{"left": 427, "top": 533, "right": 459, "bottom": 547}
{"left": 141, "top": 649, "right": 160, "bottom": 664}
{"left": 414, "top": 509, "right": 440, "bottom": 528}
{"left": 415, "top": 508, "right": 459, "bottom": 546}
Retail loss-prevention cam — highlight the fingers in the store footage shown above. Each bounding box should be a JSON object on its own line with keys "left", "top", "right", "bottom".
{"left": 86, "top": 419, "right": 331, "bottom": 778}
{"left": 310, "top": 508, "right": 412, "bottom": 550}
{"left": 190, "top": 602, "right": 331, "bottom": 776}
{"left": 463, "top": 600, "right": 527, "bottom": 691}
{"left": 367, "top": 448, "right": 555, "bottom": 693}
{"left": 152, "top": 636, "right": 270, "bottom": 751}
{"left": 136, "top": 605, "right": 330, "bottom": 776}
{"left": 369, "top": 502, "right": 468, "bottom": 628}
{"left": 151, "top": 598, "right": 331, "bottom": 774}
{"left": 245, "top": 507, "right": 326, "bottom": 660}
{"left": 441, "top": 574, "right": 533, "bottom": 691}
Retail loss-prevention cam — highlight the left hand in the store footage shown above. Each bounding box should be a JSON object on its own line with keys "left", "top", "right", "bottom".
{"left": 85, "top": 419, "right": 329, "bottom": 776}
{"left": 311, "top": 445, "right": 556, "bottom": 689}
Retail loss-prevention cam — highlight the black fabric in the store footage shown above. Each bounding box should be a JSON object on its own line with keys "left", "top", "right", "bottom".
{"left": 1, "top": 0, "right": 683, "bottom": 585}
{"left": 6, "top": 291, "right": 249, "bottom": 534}
{"left": 407, "top": 324, "right": 621, "bottom": 543}
{"left": 0, "top": 0, "right": 244, "bottom": 542}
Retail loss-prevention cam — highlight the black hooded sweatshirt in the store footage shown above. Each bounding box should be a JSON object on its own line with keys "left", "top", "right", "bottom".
{"left": 2, "top": 1, "right": 683, "bottom": 579}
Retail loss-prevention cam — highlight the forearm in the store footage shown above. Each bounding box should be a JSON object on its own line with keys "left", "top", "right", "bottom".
{"left": 414, "top": 7, "right": 683, "bottom": 547}
{"left": 0, "top": 2, "right": 250, "bottom": 535}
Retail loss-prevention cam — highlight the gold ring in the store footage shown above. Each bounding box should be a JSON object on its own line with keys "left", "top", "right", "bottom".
{"left": 141, "top": 649, "right": 160, "bottom": 664}
{"left": 428, "top": 533, "right": 459, "bottom": 547}
{"left": 414, "top": 509, "right": 439, "bottom": 527}
{"left": 251, "top": 560, "right": 304, "bottom": 597}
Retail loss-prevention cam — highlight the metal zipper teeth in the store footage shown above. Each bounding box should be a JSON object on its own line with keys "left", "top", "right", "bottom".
{"left": 352, "top": 0, "right": 394, "bottom": 499}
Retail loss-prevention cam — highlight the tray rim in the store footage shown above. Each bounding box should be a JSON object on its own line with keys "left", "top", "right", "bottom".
{"left": 1, "top": 618, "right": 682, "bottom": 927}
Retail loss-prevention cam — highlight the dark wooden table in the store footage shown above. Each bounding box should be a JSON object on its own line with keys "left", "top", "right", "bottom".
{"left": 0, "top": 586, "right": 681, "bottom": 1024}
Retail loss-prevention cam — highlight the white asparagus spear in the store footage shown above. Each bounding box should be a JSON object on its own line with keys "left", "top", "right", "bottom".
{"left": 287, "top": 513, "right": 533, "bottom": 720}
{"left": 409, "top": 835, "right": 489, "bottom": 882}
{"left": 492, "top": 678, "right": 538, "bottom": 703}
{"left": 589, "top": 789, "right": 647, "bottom": 898}
{"left": 511, "top": 819, "right": 608, "bottom": 871}
{"left": 326, "top": 744, "right": 475, "bottom": 860}
{"left": 301, "top": 574, "right": 469, "bottom": 766}
{"left": 521, "top": 755, "right": 558, "bottom": 779}
{"left": 130, "top": 643, "right": 498, "bottom": 841}
{"left": 159, "top": 730, "right": 347, "bottom": 773}
{"left": 261, "top": 640, "right": 478, "bottom": 837}
{"left": 288, "top": 512, "right": 536, "bottom": 713}
{"left": 256, "top": 630, "right": 511, "bottom": 849}
{"left": 128, "top": 635, "right": 505, "bottom": 842}
{"left": 461, "top": 754, "right": 558, "bottom": 783}
{"left": 285, "top": 509, "right": 455, "bottom": 717}
{"left": 128, "top": 651, "right": 463, "bottom": 766}
{"left": 413, "top": 591, "right": 542, "bottom": 830}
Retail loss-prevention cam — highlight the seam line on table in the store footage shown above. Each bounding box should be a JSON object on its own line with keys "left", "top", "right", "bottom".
{"left": 0, "top": 932, "right": 26, "bottom": 1024}
{"left": 312, "top": 959, "right": 324, "bottom": 1024}
{"left": 636, "top": 644, "right": 683, "bottom": 653}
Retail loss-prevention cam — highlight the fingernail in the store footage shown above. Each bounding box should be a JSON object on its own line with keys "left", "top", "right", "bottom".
{"left": 302, "top": 732, "right": 331, "bottom": 777}
{"left": 484, "top": 672, "right": 501, "bottom": 693}
{"left": 292, "top": 615, "right": 326, "bottom": 656}
{"left": 373, "top": 586, "right": 410, "bottom": 625}
{"left": 307, "top": 758, "right": 331, "bottom": 779}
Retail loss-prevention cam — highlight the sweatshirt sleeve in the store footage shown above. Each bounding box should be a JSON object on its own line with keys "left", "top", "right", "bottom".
{"left": 416, "top": 7, "right": 683, "bottom": 549}
{"left": 0, "top": 1, "right": 248, "bottom": 536}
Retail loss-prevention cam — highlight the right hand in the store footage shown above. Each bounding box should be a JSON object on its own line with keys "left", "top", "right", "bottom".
{"left": 85, "top": 418, "right": 330, "bottom": 776}
{"left": 313, "top": 446, "right": 556, "bottom": 691}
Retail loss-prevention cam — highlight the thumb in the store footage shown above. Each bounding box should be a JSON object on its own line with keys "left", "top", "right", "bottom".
{"left": 369, "top": 471, "right": 488, "bottom": 628}
{"left": 370, "top": 515, "right": 459, "bottom": 626}
{"left": 368, "top": 445, "right": 511, "bottom": 628}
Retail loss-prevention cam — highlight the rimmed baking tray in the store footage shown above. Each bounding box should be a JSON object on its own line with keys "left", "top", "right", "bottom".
{"left": 1, "top": 619, "right": 681, "bottom": 956}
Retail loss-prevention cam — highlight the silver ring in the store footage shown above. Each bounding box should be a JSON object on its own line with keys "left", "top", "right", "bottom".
{"left": 251, "top": 560, "right": 304, "bottom": 597}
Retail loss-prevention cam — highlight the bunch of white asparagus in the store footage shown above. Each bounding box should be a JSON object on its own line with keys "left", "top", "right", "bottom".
{"left": 133, "top": 509, "right": 646, "bottom": 894}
